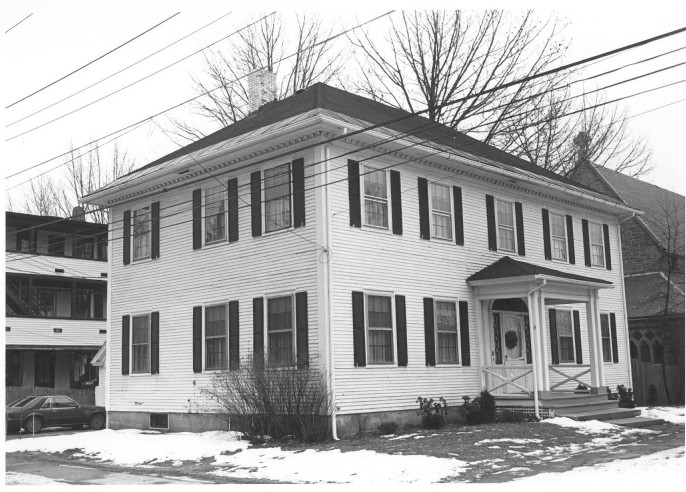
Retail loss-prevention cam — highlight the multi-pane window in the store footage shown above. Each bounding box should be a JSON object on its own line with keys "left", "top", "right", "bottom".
{"left": 48, "top": 234, "right": 66, "bottom": 256}
{"left": 436, "top": 301, "right": 459, "bottom": 363}
{"left": 589, "top": 222, "right": 605, "bottom": 267}
{"left": 75, "top": 236, "right": 95, "bottom": 259}
{"left": 133, "top": 207, "right": 151, "bottom": 260}
{"left": 205, "top": 185, "right": 226, "bottom": 243}
{"left": 6, "top": 276, "right": 29, "bottom": 316}
{"left": 431, "top": 184, "right": 452, "bottom": 240}
{"left": 35, "top": 352, "right": 55, "bottom": 387}
{"left": 37, "top": 290, "right": 57, "bottom": 317}
{"left": 367, "top": 295, "right": 393, "bottom": 364}
{"left": 555, "top": 310, "right": 575, "bottom": 363}
{"left": 363, "top": 167, "right": 388, "bottom": 229}
{"left": 600, "top": 314, "right": 612, "bottom": 362}
{"left": 264, "top": 164, "right": 292, "bottom": 233}
{"left": 205, "top": 305, "right": 227, "bottom": 370}
{"left": 550, "top": 213, "right": 567, "bottom": 261}
{"left": 496, "top": 199, "right": 516, "bottom": 251}
{"left": 267, "top": 296, "right": 294, "bottom": 366}
{"left": 132, "top": 315, "right": 150, "bottom": 373}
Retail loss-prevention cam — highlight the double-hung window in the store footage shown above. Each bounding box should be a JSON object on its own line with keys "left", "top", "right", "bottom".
{"left": 205, "top": 305, "right": 227, "bottom": 370}
{"left": 264, "top": 164, "right": 292, "bottom": 232}
{"left": 267, "top": 296, "right": 294, "bottom": 366}
{"left": 496, "top": 199, "right": 516, "bottom": 252}
{"left": 205, "top": 185, "right": 226, "bottom": 243}
{"left": 431, "top": 183, "right": 452, "bottom": 240}
{"left": 366, "top": 295, "right": 394, "bottom": 364}
{"left": 550, "top": 212, "right": 568, "bottom": 261}
{"left": 555, "top": 310, "right": 575, "bottom": 363}
{"left": 436, "top": 300, "right": 459, "bottom": 363}
{"left": 589, "top": 222, "right": 605, "bottom": 267}
{"left": 600, "top": 313, "right": 612, "bottom": 362}
{"left": 363, "top": 167, "right": 388, "bottom": 229}
{"left": 132, "top": 315, "right": 150, "bottom": 373}
{"left": 133, "top": 207, "right": 150, "bottom": 260}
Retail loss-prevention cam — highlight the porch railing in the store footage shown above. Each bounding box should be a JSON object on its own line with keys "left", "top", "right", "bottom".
{"left": 548, "top": 364, "right": 591, "bottom": 390}
{"left": 6, "top": 386, "right": 96, "bottom": 406}
{"left": 483, "top": 365, "right": 534, "bottom": 396}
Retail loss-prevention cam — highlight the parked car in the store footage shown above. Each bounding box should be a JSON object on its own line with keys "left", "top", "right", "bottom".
{"left": 6, "top": 395, "right": 106, "bottom": 433}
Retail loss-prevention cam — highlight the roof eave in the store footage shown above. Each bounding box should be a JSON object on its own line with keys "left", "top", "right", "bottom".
{"left": 467, "top": 274, "right": 613, "bottom": 288}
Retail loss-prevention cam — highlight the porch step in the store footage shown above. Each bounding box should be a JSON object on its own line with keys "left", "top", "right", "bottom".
{"left": 541, "top": 393, "right": 610, "bottom": 406}
{"left": 548, "top": 401, "right": 621, "bottom": 416}
{"left": 609, "top": 417, "right": 666, "bottom": 428}
{"left": 562, "top": 407, "right": 641, "bottom": 421}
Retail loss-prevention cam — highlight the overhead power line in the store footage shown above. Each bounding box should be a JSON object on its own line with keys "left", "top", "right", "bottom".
{"left": 5, "top": 13, "right": 33, "bottom": 33}
{"left": 5, "top": 12, "right": 181, "bottom": 109}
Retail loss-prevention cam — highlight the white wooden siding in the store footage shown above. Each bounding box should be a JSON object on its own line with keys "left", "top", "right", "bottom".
{"left": 6, "top": 317, "right": 106, "bottom": 347}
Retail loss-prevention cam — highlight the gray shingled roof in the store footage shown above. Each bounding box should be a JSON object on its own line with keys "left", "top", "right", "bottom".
{"left": 467, "top": 256, "right": 611, "bottom": 284}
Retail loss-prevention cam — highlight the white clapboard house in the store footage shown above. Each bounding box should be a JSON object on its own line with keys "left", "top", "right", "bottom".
{"left": 82, "top": 80, "right": 639, "bottom": 435}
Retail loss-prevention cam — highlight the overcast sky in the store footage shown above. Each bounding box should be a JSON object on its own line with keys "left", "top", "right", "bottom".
{"left": 2, "top": 0, "right": 684, "bottom": 212}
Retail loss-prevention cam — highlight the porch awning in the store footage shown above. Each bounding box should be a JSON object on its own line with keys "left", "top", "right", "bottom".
{"left": 467, "top": 256, "right": 612, "bottom": 287}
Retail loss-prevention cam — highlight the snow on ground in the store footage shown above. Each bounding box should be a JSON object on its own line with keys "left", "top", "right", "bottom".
{"left": 541, "top": 417, "right": 656, "bottom": 436}
{"left": 5, "top": 472, "right": 66, "bottom": 485}
{"left": 476, "top": 438, "right": 543, "bottom": 445}
{"left": 640, "top": 406, "right": 685, "bottom": 424}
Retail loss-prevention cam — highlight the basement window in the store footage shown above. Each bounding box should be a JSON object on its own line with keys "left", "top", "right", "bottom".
{"left": 149, "top": 413, "right": 169, "bottom": 430}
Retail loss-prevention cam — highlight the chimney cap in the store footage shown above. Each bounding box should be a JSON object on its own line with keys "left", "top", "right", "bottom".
{"left": 72, "top": 205, "right": 86, "bottom": 221}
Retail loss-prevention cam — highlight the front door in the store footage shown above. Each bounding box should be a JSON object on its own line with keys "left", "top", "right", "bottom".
{"left": 499, "top": 313, "right": 531, "bottom": 394}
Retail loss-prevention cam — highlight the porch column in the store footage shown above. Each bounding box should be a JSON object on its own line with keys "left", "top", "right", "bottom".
{"left": 475, "top": 297, "right": 487, "bottom": 390}
{"left": 527, "top": 290, "right": 544, "bottom": 392}
{"left": 586, "top": 289, "right": 605, "bottom": 388}
{"left": 537, "top": 290, "right": 551, "bottom": 390}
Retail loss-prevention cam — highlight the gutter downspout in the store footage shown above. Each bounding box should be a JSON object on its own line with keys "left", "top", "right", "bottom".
{"left": 527, "top": 279, "right": 547, "bottom": 419}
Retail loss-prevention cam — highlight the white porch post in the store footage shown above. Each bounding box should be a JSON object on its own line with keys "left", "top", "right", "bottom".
{"left": 537, "top": 290, "right": 551, "bottom": 390}
{"left": 475, "top": 297, "right": 486, "bottom": 390}
{"left": 527, "top": 291, "right": 544, "bottom": 392}
{"left": 586, "top": 289, "right": 605, "bottom": 388}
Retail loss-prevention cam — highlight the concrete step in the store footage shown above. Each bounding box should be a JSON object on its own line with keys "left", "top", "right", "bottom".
{"left": 541, "top": 394, "right": 610, "bottom": 406}
{"left": 609, "top": 417, "right": 665, "bottom": 428}
{"left": 563, "top": 407, "right": 641, "bottom": 421}
{"left": 549, "top": 401, "right": 620, "bottom": 416}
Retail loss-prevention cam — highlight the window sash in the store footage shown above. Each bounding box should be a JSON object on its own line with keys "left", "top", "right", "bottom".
{"left": 363, "top": 167, "right": 389, "bottom": 229}
{"left": 550, "top": 213, "right": 568, "bottom": 260}
{"left": 265, "top": 164, "right": 292, "bottom": 232}
{"left": 205, "top": 305, "right": 227, "bottom": 370}
{"left": 589, "top": 222, "right": 605, "bottom": 267}
{"left": 205, "top": 186, "right": 226, "bottom": 243}
{"left": 555, "top": 311, "right": 575, "bottom": 363}
{"left": 367, "top": 295, "right": 393, "bottom": 364}
{"left": 132, "top": 315, "right": 150, "bottom": 373}
{"left": 436, "top": 301, "right": 459, "bottom": 363}
{"left": 267, "top": 296, "right": 294, "bottom": 366}
{"left": 431, "top": 183, "right": 452, "bottom": 240}
{"left": 496, "top": 200, "right": 515, "bottom": 251}
{"left": 600, "top": 314, "right": 612, "bottom": 362}
{"left": 133, "top": 207, "right": 151, "bottom": 260}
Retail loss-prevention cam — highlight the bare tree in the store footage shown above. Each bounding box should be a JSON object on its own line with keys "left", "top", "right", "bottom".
{"left": 167, "top": 13, "right": 344, "bottom": 142}
{"left": 22, "top": 176, "right": 63, "bottom": 217}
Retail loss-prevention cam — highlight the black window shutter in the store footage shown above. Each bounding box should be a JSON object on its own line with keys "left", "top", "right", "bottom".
{"left": 603, "top": 224, "right": 612, "bottom": 270}
{"left": 418, "top": 177, "right": 430, "bottom": 240}
{"left": 292, "top": 158, "right": 306, "bottom": 228}
{"left": 523, "top": 315, "right": 532, "bottom": 364}
{"left": 486, "top": 195, "right": 497, "bottom": 251}
{"left": 228, "top": 301, "right": 239, "bottom": 370}
{"left": 582, "top": 219, "right": 591, "bottom": 267}
{"left": 151, "top": 202, "right": 160, "bottom": 259}
{"left": 453, "top": 186, "right": 464, "bottom": 245}
{"left": 123, "top": 210, "right": 131, "bottom": 265}
{"left": 192, "top": 306, "right": 202, "bottom": 373}
{"left": 227, "top": 178, "right": 239, "bottom": 243}
{"left": 390, "top": 170, "right": 403, "bottom": 235}
{"left": 395, "top": 295, "right": 407, "bottom": 367}
{"left": 566, "top": 215, "right": 576, "bottom": 264}
{"left": 348, "top": 160, "right": 361, "bottom": 228}
{"left": 515, "top": 202, "right": 525, "bottom": 256}
{"left": 459, "top": 301, "right": 470, "bottom": 366}
{"left": 549, "top": 308, "right": 559, "bottom": 365}
{"left": 573, "top": 310, "right": 583, "bottom": 365}
{"left": 121, "top": 315, "right": 130, "bottom": 375}
{"left": 423, "top": 298, "right": 436, "bottom": 367}
{"left": 610, "top": 313, "right": 619, "bottom": 363}
{"left": 151, "top": 311, "right": 160, "bottom": 374}
{"left": 253, "top": 298, "right": 264, "bottom": 367}
{"left": 296, "top": 292, "right": 309, "bottom": 368}
{"left": 250, "top": 171, "right": 262, "bottom": 237}
{"left": 493, "top": 313, "right": 502, "bottom": 364}
{"left": 192, "top": 189, "right": 202, "bottom": 250}
{"left": 542, "top": 208, "right": 552, "bottom": 260}
{"left": 352, "top": 291, "right": 366, "bottom": 367}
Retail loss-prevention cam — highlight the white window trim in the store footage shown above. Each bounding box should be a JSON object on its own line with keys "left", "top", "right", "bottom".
{"left": 265, "top": 292, "right": 297, "bottom": 367}
{"left": 553, "top": 309, "right": 576, "bottom": 365}
{"left": 204, "top": 186, "right": 227, "bottom": 245}
{"left": 130, "top": 313, "right": 151, "bottom": 375}
{"left": 599, "top": 312, "right": 613, "bottom": 363}
{"left": 588, "top": 221, "right": 605, "bottom": 268}
{"left": 364, "top": 291, "right": 396, "bottom": 366}
{"left": 204, "top": 302, "right": 229, "bottom": 372}
{"left": 495, "top": 197, "right": 517, "bottom": 253}
{"left": 132, "top": 206, "right": 151, "bottom": 261}
{"left": 430, "top": 182, "right": 453, "bottom": 241}
{"left": 263, "top": 163, "right": 293, "bottom": 234}
{"left": 548, "top": 210, "right": 569, "bottom": 262}
{"left": 434, "top": 298, "right": 461, "bottom": 365}
{"left": 361, "top": 165, "right": 391, "bottom": 231}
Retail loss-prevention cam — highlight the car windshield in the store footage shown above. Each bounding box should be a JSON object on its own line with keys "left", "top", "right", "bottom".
{"left": 7, "top": 396, "right": 38, "bottom": 408}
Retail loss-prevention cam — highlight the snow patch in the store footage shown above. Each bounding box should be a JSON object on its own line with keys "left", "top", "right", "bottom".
{"left": 5, "top": 472, "right": 66, "bottom": 485}
{"left": 476, "top": 438, "right": 543, "bottom": 445}
{"left": 640, "top": 406, "right": 685, "bottom": 424}
{"left": 541, "top": 417, "right": 619, "bottom": 433}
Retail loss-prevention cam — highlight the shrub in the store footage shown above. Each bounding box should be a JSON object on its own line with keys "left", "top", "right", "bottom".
{"left": 377, "top": 421, "right": 399, "bottom": 435}
{"left": 617, "top": 385, "right": 636, "bottom": 408}
{"left": 648, "top": 384, "right": 659, "bottom": 406}
{"left": 416, "top": 397, "right": 448, "bottom": 429}
{"left": 201, "top": 356, "right": 331, "bottom": 443}
{"left": 458, "top": 390, "right": 496, "bottom": 425}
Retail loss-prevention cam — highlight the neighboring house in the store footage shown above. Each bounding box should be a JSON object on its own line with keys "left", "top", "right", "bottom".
{"left": 570, "top": 162, "right": 685, "bottom": 404}
{"left": 5, "top": 211, "right": 108, "bottom": 405}
{"left": 82, "top": 81, "right": 639, "bottom": 435}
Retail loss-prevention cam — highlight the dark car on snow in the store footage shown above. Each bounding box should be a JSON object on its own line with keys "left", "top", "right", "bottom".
{"left": 6, "top": 395, "right": 106, "bottom": 433}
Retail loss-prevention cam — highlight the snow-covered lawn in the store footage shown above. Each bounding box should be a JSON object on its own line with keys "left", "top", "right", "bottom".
{"left": 641, "top": 406, "right": 685, "bottom": 424}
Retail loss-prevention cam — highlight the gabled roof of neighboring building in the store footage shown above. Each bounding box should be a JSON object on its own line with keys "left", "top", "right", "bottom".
{"left": 5, "top": 211, "right": 107, "bottom": 232}
{"left": 624, "top": 272, "right": 685, "bottom": 318}
{"left": 466, "top": 256, "right": 612, "bottom": 285}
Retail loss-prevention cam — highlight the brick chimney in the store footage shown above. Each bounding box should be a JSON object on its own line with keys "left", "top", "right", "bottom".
{"left": 248, "top": 69, "right": 276, "bottom": 114}
{"left": 72, "top": 205, "right": 86, "bottom": 221}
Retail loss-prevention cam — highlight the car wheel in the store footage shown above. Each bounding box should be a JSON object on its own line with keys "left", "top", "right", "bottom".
{"left": 90, "top": 414, "right": 105, "bottom": 430}
{"left": 24, "top": 416, "right": 43, "bottom": 433}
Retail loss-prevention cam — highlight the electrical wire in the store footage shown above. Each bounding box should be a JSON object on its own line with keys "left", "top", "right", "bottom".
{"left": 5, "top": 13, "right": 33, "bottom": 34}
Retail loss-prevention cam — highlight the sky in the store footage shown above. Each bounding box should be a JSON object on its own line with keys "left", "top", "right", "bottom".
{"left": 1, "top": 0, "right": 685, "bottom": 213}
